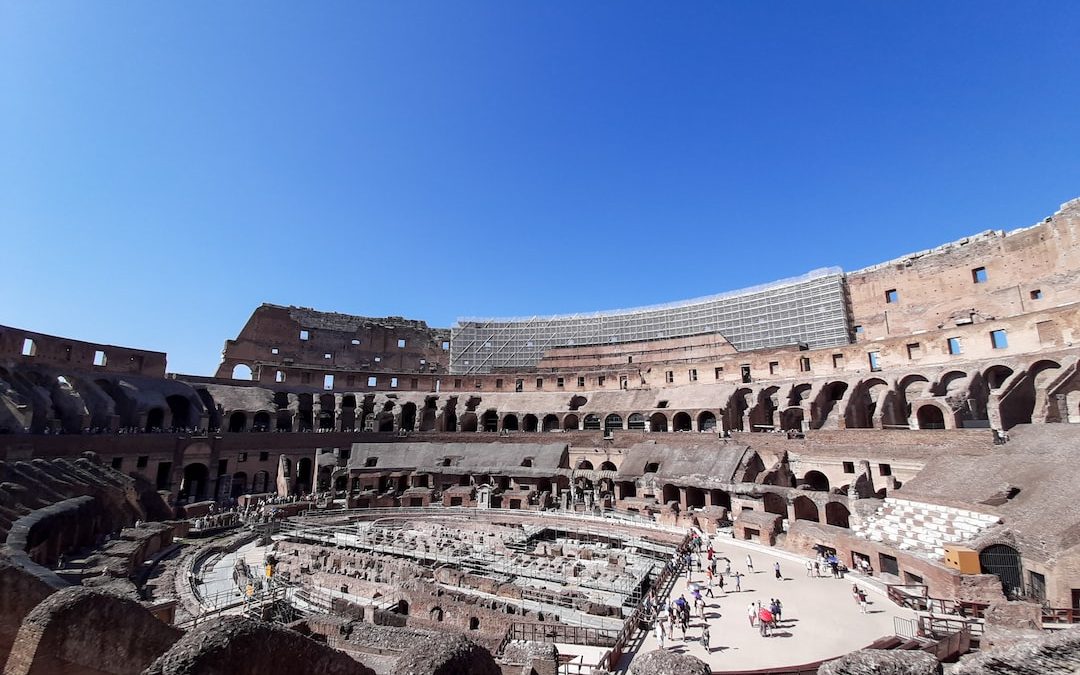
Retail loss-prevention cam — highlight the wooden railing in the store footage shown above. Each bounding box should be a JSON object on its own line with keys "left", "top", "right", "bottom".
{"left": 1041, "top": 606, "right": 1080, "bottom": 625}
{"left": 886, "top": 584, "right": 988, "bottom": 619}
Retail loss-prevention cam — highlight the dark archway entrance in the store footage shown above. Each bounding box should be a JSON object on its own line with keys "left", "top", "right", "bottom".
{"left": 180, "top": 463, "right": 209, "bottom": 502}
{"left": 672, "top": 412, "right": 692, "bottom": 431}
{"left": 980, "top": 544, "right": 1023, "bottom": 598}
{"left": 917, "top": 405, "right": 946, "bottom": 430}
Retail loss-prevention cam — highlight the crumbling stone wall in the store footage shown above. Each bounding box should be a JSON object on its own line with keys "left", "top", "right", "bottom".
{"left": 3, "top": 587, "right": 180, "bottom": 675}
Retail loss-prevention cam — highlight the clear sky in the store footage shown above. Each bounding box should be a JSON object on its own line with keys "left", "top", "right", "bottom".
{"left": 3, "top": 2, "right": 1079, "bottom": 376}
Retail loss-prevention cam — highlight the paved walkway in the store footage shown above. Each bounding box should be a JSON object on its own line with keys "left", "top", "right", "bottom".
{"left": 629, "top": 535, "right": 916, "bottom": 672}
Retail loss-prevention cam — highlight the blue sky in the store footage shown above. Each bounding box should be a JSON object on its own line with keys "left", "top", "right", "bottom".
{"left": 3, "top": 1, "right": 1079, "bottom": 376}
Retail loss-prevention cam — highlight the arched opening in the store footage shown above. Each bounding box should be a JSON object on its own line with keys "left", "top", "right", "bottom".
{"left": 400, "top": 402, "right": 417, "bottom": 432}
{"left": 979, "top": 544, "right": 1024, "bottom": 598}
{"left": 419, "top": 398, "right": 438, "bottom": 432}
{"left": 276, "top": 411, "right": 293, "bottom": 432}
{"left": 672, "top": 412, "right": 692, "bottom": 431}
{"left": 459, "top": 412, "right": 477, "bottom": 432}
{"left": 502, "top": 414, "right": 519, "bottom": 431}
{"left": 377, "top": 412, "right": 395, "bottom": 432}
{"left": 296, "top": 458, "right": 313, "bottom": 494}
{"left": 542, "top": 414, "right": 559, "bottom": 432}
{"left": 231, "top": 472, "right": 248, "bottom": 499}
{"left": 984, "top": 365, "right": 1015, "bottom": 390}
{"left": 231, "top": 364, "right": 253, "bottom": 381}
{"left": 522, "top": 414, "right": 538, "bottom": 432}
{"left": 562, "top": 414, "right": 579, "bottom": 431}
{"left": 916, "top": 405, "right": 946, "bottom": 430}
{"left": 253, "top": 411, "right": 271, "bottom": 432}
{"left": 166, "top": 395, "right": 193, "bottom": 429}
{"left": 762, "top": 492, "right": 787, "bottom": 517}
{"left": 482, "top": 410, "right": 499, "bottom": 432}
{"left": 340, "top": 395, "right": 357, "bottom": 431}
{"left": 180, "top": 463, "right": 209, "bottom": 502}
{"left": 599, "top": 460, "right": 617, "bottom": 472}
{"left": 685, "top": 486, "right": 705, "bottom": 508}
{"left": 145, "top": 407, "right": 165, "bottom": 432}
{"left": 429, "top": 607, "right": 443, "bottom": 622}
{"left": 662, "top": 484, "right": 680, "bottom": 504}
{"left": 780, "top": 407, "right": 804, "bottom": 432}
{"left": 576, "top": 459, "right": 594, "bottom": 470}
{"left": 649, "top": 413, "right": 668, "bottom": 432}
{"left": 697, "top": 411, "right": 717, "bottom": 432}
{"left": 583, "top": 414, "right": 601, "bottom": 430}
{"left": 603, "top": 414, "right": 622, "bottom": 434}
{"left": 228, "top": 411, "right": 247, "bottom": 433}
{"left": 793, "top": 495, "right": 819, "bottom": 522}
{"left": 297, "top": 394, "right": 314, "bottom": 432}
{"left": 252, "top": 470, "right": 269, "bottom": 494}
{"left": 709, "top": 489, "right": 731, "bottom": 509}
{"left": 825, "top": 502, "right": 850, "bottom": 528}
{"left": 618, "top": 481, "right": 637, "bottom": 498}
{"left": 801, "top": 471, "right": 830, "bottom": 492}
{"left": 627, "top": 413, "right": 646, "bottom": 430}
{"left": 318, "top": 410, "right": 334, "bottom": 431}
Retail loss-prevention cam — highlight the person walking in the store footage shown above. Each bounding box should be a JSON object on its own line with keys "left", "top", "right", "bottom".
{"left": 717, "top": 572, "right": 725, "bottom": 592}
{"left": 747, "top": 601, "right": 757, "bottom": 627}
{"left": 806, "top": 559, "right": 814, "bottom": 577}
{"left": 655, "top": 621, "right": 666, "bottom": 649}
{"left": 734, "top": 571, "right": 742, "bottom": 592}
{"left": 701, "top": 623, "right": 711, "bottom": 653}
{"left": 774, "top": 561, "right": 782, "bottom": 580}
{"left": 746, "top": 554, "right": 754, "bottom": 574}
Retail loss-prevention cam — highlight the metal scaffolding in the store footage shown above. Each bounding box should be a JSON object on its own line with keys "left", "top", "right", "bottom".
{"left": 450, "top": 268, "right": 851, "bottom": 373}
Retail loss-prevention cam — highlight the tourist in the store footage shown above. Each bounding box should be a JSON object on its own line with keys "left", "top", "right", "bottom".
{"left": 746, "top": 554, "right": 754, "bottom": 573}
{"left": 859, "top": 589, "right": 869, "bottom": 613}
{"left": 701, "top": 622, "right": 711, "bottom": 653}
{"left": 747, "top": 601, "right": 757, "bottom": 626}
{"left": 717, "top": 572, "right": 725, "bottom": 592}
{"left": 733, "top": 571, "right": 742, "bottom": 592}
{"left": 759, "top": 604, "right": 774, "bottom": 636}
{"left": 774, "top": 561, "right": 782, "bottom": 580}
{"left": 655, "top": 621, "right": 666, "bottom": 649}
{"left": 725, "top": 559, "right": 732, "bottom": 576}
{"left": 806, "top": 559, "right": 814, "bottom": 577}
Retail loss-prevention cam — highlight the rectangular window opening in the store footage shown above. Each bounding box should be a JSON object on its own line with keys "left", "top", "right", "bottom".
{"left": 906, "top": 343, "right": 921, "bottom": 360}
{"left": 557, "top": 377, "right": 565, "bottom": 388}
{"left": 768, "top": 361, "right": 779, "bottom": 375}
{"left": 577, "top": 376, "right": 585, "bottom": 388}
{"left": 990, "top": 329, "right": 1008, "bottom": 349}
{"left": 324, "top": 374, "right": 335, "bottom": 390}
{"left": 799, "top": 357, "right": 811, "bottom": 373}
{"left": 689, "top": 368, "right": 698, "bottom": 381}
{"left": 397, "top": 339, "right": 406, "bottom": 348}
{"left": 947, "top": 337, "right": 963, "bottom": 355}
{"left": 390, "top": 377, "right": 398, "bottom": 388}
{"left": 868, "top": 351, "right": 881, "bottom": 372}
{"left": 21, "top": 338, "right": 36, "bottom": 357}
{"left": 972, "top": 267, "right": 988, "bottom": 283}
{"left": 93, "top": 350, "right": 107, "bottom": 367}
{"left": 714, "top": 367, "right": 723, "bottom": 380}
{"left": 885, "top": 289, "right": 898, "bottom": 303}
{"left": 299, "top": 330, "right": 310, "bottom": 341}
{"left": 1030, "top": 289, "right": 1043, "bottom": 300}
{"left": 843, "top": 461, "right": 855, "bottom": 473}
{"left": 367, "top": 376, "right": 377, "bottom": 387}
{"left": 833, "top": 353, "right": 844, "bottom": 369}
{"left": 665, "top": 371, "right": 674, "bottom": 384}
{"left": 536, "top": 378, "right": 543, "bottom": 389}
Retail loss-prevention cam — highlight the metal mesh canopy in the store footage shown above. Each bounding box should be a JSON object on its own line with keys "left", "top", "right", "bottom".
{"left": 450, "top": 269, "right": 851, "bottom": 373}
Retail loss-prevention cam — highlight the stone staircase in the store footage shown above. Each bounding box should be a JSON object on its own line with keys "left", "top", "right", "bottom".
{"left": 852, "top": 498, "right": 1000, "bottom": 558}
